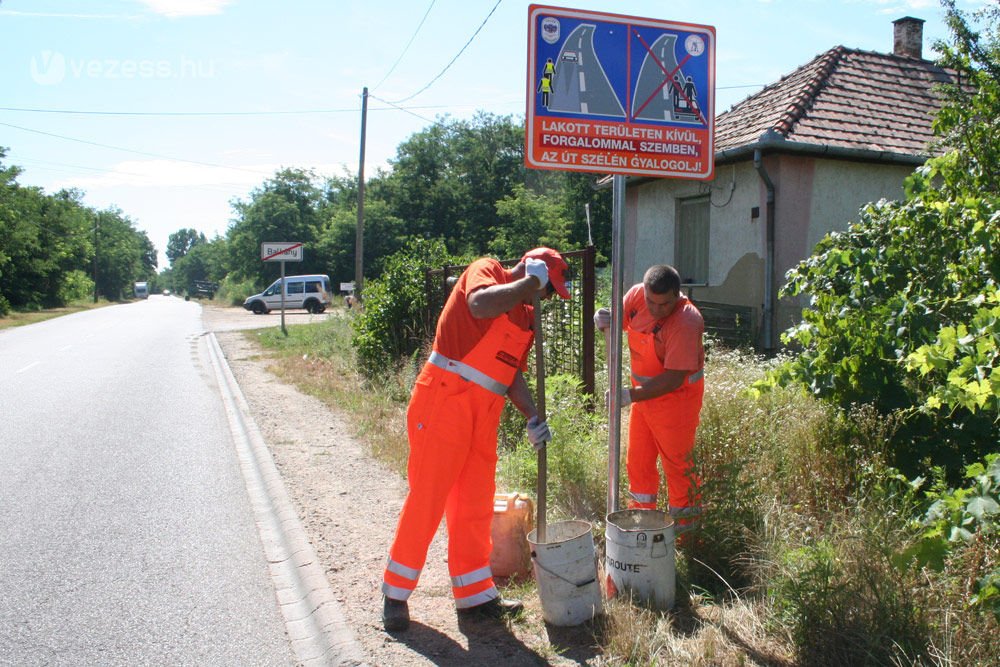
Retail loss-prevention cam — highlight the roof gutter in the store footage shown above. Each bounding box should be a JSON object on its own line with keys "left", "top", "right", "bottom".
{"left": 717, "top": 137, "right": 928, "bottom": 167}
{"left": 595, "top": 139, "right": 926, "bottom": 191}
{"left": 753, "top": 132, "right": 779, "bottom": 353}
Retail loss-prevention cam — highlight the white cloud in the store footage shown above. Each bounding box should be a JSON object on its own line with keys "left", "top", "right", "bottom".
{"left": 49, "top": 159, "right": 351, "bottom": 192}
{"left": 135, "top": 0, "right": 235, "bottom": 18}
{"left": 51, "top": 159, "right": 270, "bottom": 191}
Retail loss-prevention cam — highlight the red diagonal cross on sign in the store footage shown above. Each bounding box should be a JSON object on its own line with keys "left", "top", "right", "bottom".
{"left": 263, "top": 243, "right": 303, "bottom": 261}
{"left": 631, "top": 29, "right": 707, "bottom": 127}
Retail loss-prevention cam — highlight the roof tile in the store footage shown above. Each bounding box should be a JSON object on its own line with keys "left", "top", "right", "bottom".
{"left": 715, "top": 47, "right": 958, "bottom": 157}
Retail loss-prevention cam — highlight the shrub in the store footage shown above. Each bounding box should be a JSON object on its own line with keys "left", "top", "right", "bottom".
{"left": 57, "top": 270, "right": 94, "bottom": 304}
{"left": 351, "top": 238, "right": 452, "bottom": 379}
{"left": 218, "top": 273, "right": 258, "bottom": 306}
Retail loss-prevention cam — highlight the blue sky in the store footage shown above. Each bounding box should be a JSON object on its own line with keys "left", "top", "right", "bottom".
{"left": 0, "top": 0, "right": 982, "bottom": 269}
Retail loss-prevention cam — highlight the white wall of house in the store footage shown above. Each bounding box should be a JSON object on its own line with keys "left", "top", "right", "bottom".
{"left": 631, "top": 160, "right": 764, "bottom": 303}
{"left": 626, "top": 154, "right": 917, "bottom": 348}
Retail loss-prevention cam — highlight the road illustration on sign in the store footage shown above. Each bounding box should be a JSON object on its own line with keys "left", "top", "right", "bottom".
{"left": 632, "top": 33, "right": 706, "bottom": 125}
{"left": 526, "top": 5, "right": 716, "bottom": 179}
{"left": 545, "top": 24, "right": 625, "bottom": 117}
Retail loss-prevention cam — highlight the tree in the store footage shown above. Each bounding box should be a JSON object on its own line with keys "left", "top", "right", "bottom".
{"left": 166, "top": 228, "right": 206, "bottom": 266}
{"left": 172, "top": 237, "right": 227, "bottom": 295}
{"left": 381, "top": 113, "right": 527, "bottom": 255}
{"left": 490, "top": 184, "right": 573, "bottom": 258}
{"left": 763, "top": 1, "right": 1000, "bottom": 476}
{"left": 227, "top": 168, "right": 326, "bottom": 285}
{"left": 92, "top": 207, "right": 149, "bottom": 300}
{"left": 351, "top": 238, "right": 453, "bottom": 378}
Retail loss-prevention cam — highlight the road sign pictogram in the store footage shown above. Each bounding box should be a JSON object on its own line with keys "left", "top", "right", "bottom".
{"left": 526, "top": 5, "right": 716, "bottom": 180}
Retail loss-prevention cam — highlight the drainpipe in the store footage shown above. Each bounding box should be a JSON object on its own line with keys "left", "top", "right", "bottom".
{"left": 753, "top": 145, "right": 776, "bottom": 352}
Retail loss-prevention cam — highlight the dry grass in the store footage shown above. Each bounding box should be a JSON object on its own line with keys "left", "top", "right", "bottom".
{"left": 252, "top": 318, "right": 999, "bottom": 665}
{"left": 0, "top": 299, "right": 115, "bottom": 329}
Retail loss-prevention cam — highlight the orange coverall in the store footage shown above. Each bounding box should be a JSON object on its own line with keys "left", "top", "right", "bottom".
{"left": 623, "top": 286, "right": 705, "bottom": 514}
{"left": 382, "top": 259, "right": 534, "bottom": 609}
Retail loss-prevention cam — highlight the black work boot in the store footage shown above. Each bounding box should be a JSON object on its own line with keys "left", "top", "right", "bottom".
{"left": 382, "top": 595, "right": 410, "bottom": 632}
{"left": 457, "top": 596, "right": 524, "bottom": 620}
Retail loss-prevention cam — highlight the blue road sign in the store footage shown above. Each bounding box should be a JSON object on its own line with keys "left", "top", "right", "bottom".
{"left": 527, "top": 5, "right": 716, "bottom": 179}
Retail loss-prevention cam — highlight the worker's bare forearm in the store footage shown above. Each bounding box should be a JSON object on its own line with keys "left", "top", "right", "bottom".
{"left": 467, "top": 278, "right": 539, "bottom": 319}
{"left": 630, "top": 369, "right": 687, "bottom": 402}
{"left": 506, "top": 372, "right": 539, "bottom": 420}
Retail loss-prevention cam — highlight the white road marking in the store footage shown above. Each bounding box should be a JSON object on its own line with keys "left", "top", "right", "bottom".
{"left": 16, "top": 361, "right": 41, "bottom": 374}
{"left": 579, "top": 71, "right": 587, "bottom": 92}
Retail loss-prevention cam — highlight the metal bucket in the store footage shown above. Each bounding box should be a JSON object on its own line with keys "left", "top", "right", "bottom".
{"left": 527, "top": 520, "right": 603, "bottom": 626}
{"left": 605, "top": 509, "right": 675, "bottom": 610}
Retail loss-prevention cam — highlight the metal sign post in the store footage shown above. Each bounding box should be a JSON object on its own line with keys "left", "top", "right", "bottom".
{"left": 526, "top": 5, "right": 715, "bottom": 515}
{"left": 261, "top": 242, "right": 304, "bottom": 337}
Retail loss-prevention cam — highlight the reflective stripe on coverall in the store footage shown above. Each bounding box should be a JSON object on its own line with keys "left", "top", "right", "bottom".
{"left": 625, "top": 303, "right": 704, "bottom": 514}
{"left": 382, "top": 313, "right": 533, "bottom": 608}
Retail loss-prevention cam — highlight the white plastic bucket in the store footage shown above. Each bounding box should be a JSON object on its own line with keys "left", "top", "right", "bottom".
{"left": 605, "top": 509, "right": 675, "bottom": 611}
{"left": 527, "top": 520, "right": 603, "bottom": 626}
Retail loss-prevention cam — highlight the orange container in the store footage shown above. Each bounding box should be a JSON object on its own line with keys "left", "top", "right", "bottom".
{"left": 490, "top": 493, "right": 534, "bottom": 579}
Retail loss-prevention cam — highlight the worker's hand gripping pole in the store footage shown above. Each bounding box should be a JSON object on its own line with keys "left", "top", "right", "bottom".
{"left": 533, "top": 295, "right": 547, "bottom": 543}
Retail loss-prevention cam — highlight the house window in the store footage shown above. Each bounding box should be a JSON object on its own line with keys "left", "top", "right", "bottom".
{"left": 676, "top": 196, "right": 709, "bottom": 285}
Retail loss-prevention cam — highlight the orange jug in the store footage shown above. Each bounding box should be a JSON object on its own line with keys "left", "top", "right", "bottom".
{"left": 490, "top": 493, "right": 534, "bottom": 580}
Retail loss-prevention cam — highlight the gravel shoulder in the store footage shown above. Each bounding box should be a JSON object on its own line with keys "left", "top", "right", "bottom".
{"left": 202, "top": 305, "right": 603, "bottom": 666}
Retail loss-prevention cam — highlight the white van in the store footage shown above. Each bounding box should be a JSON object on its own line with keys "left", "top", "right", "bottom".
{"left": 243, "top": 274, "right": 331, "bottom": 315}
{"left": 134, "top": 281, "right": 149, "bottom": 299}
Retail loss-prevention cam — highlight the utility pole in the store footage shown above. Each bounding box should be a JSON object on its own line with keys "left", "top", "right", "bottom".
{"left": 92, "top": 217, "right": 99, "bottom": 303}
{"left": 355, "top": 86, "right": 368, "bottom": 300}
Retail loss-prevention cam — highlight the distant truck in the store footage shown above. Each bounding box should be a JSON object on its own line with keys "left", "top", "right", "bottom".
{"left": 192, "top": 280, "right": 219, "bottom": 299}
{"left": 134, "top": 281, "right": 149, "bottom": 299}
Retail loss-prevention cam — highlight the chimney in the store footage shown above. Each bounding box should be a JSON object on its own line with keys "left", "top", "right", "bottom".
{"left": 893, "top": 16, "right": 925, "bottom": 59}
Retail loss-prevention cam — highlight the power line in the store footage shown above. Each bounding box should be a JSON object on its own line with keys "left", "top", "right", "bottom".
{"left": 367, "top": 94, "right": 437, "bottom": 124}
{"left": 388, "top": 0, "right": 503, "bottom": 104}
{"left": 0, "top": 121, "right": 273, "bottom": 175}
{"left": 371, "top": 0, "right": 437, "bottom": 93}
{"left": 12, "top": 157, "right": 255, "bottom": 194}
{"left": 0, "top": 104, "right": 452, "bottom": 117}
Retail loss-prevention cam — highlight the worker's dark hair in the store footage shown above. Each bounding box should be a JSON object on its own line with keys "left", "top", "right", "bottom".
{"left": 643, "top": 264, "right": 681, "bottom": 295}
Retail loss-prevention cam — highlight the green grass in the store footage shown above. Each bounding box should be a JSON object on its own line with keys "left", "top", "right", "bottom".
{"left": 253, "top": 318, "right": 1000, "bottom": 665}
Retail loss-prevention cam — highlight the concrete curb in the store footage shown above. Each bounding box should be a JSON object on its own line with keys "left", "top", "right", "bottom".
{"left": 207, "top": 333, "right": 368, "bottom": 666}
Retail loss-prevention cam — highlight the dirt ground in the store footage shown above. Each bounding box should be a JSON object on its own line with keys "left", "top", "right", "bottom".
{"left": 203, "top": 306, "right": 604, "bottom": 666}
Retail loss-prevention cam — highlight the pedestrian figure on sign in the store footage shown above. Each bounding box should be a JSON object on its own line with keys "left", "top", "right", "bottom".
{"left": 684, "top": 76, "right": 699, "bottom": 112}
{"left": 538, "top": 71, "right": 553, "bottom": 108}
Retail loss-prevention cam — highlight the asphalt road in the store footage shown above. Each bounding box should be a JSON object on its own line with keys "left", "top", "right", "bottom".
{"left": 0, "top": 296, "right": 295, "bottom": 666}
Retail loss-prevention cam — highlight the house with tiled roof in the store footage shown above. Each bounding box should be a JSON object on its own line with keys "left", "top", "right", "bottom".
{"left": 618, "top": 17, "right": 957, "bottom": 350}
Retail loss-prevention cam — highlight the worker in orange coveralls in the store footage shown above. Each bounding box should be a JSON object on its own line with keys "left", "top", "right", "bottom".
{"left": 382, "top": 247, "right": 571, "bottom": 632}
{"left": 595, "top": 264, "right": 705, "bottom": 528}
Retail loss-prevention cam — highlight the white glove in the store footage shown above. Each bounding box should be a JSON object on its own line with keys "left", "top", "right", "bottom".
{"left": 526, "top": 416, "right": 551, "bottom": 451}
{"left": 594, "top": 307, "right": 611, "bottom": 331}
{"left": 524, "top": 258, "right": 549, "bottom": 289}
{"left": 604, "top": 387, "right": 632, "bottom": 410}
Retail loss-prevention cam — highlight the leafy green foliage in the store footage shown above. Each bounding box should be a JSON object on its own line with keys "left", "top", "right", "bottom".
{"left": 0, "top": 148, "right": 154, "bottom": 312}
{"left": 351, "top": 238, "right": 453, "bottom": 378}
{"left": 759, "top": 4, "right": 1000, "bottom": 475}
{"left": 170, "top": 237, "right": 228, "bottom": 296}
{"left": 381, "top": 112, "right": 528, "bottom": 255}
{"left": 496, "top": 374, "right": 609, "bottom": 521}
{"left": 490, "top": 184, "right": 574, "bottom": 259}
{"left": 227, "top": 168, "right": 326, "bottom": 285}
{"left": 902, "top": 455, "right": 999, "bottom": 577}
{"left": 166, "top": 228, "right": 206, "bottom": 266}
